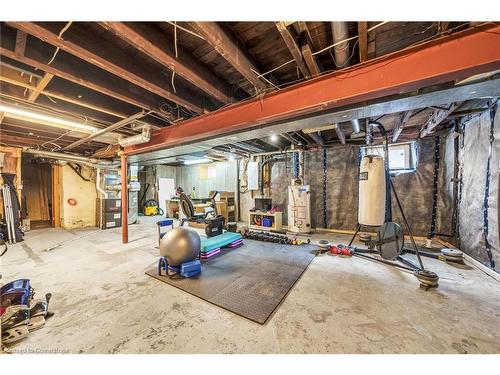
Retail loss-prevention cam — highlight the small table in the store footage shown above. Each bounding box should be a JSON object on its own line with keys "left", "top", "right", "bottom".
{"left": 248, "top": 211, "right": 282, "bottom": 231}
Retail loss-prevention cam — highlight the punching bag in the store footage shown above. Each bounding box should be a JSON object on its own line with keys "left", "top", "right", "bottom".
{"left": 358, "top": 155, "right": 386, "bottom": 226}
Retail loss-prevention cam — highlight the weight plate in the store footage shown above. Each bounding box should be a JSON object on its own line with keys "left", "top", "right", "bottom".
{"left": 442, "top": 252, "right": 463, "bottom": 258}
{"left": 414, "top": 270, "right": 439, "bottom": 287}
{"left": 359, "top": 233, "right": 372, "bottom": 242}
{"left": 441, "top": 248, "right": 463, "bottom": 257}
{"left": 318, "top": 239, "right": 330, "bottom": 248}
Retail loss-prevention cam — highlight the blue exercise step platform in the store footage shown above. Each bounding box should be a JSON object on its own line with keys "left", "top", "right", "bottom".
{"left": 200, "top": 232, "right": 242, "bottom": 253}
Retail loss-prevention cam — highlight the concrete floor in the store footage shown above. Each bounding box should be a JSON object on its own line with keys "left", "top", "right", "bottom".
{"left": 2, "top": 217, "right": 500, "bottom": 354}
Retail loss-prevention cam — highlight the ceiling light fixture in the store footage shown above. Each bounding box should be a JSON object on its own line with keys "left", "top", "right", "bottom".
{"left": 183, "top": 158, "right": 211, "bottom": 165}
{"left": 270, "top": 134, "right": 278, "bottom": 142}
{"left": 0, "top": 103, "right": 98, "bottom": 133}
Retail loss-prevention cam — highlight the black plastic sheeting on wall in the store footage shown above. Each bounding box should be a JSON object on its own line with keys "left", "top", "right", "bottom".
{"left": 445, "top": 109, "right": 499, "bottom": 273}
{"left": 240, "top": 138, "right": 437, "bottom": 236}
{"left": 239, "top": 115, "right": 499, "bottom": 275}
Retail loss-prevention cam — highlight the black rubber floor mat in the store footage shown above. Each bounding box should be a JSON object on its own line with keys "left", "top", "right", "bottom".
{"left": 146, "top": 240, "right": 317, "bottom": 324}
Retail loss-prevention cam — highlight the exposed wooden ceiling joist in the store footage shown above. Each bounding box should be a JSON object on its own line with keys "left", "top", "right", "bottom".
{"left": 6, "top": 22, "right": 202, "bottom": 116}
{"left": 0, "top": 66, "right": 158, "bottom": 129}
{"left": 420, "top": 102, "right": 462, "bottom": 138}
{"left": 0, "top": 44, "right": 165, "bottom": 119}
{"left": 358, "top": 22, "right": 368, "bottom": 63}
{"left": 14, "top": 30, "right": 27, "bottom": 57}
{"left": 334, "top": 123, "right": 346, "bottom": 144}
{"left": 275, "top": 22, "right": 311, "bottom": 79}
{"left": 189, "top": 22, "right": 268, "bottom": 95}
{"left": 0, "top": 74, "right": 121, "bottom": 122}
{"left": 438, "top": 22, "right": 450, "bottom": 33}
{"left": 0, "top": 63, "right": 163, "bottom": 127}
{"left": 100, "top": 22, "right": 236, "bottom": 105}
{"left": 296, "top": 22, "right": 321, "bottom": 77}
{"left": 392, "top": 110, "right": 413, "bottom": 142}
{"left": 27, "top": 72, "right": 53, "bottom": 102}
{"left": 123, "top": 25, "right": 500, "bottom": 157}
{"left": 302, "top": 43, "right": 320, "bottom": 77}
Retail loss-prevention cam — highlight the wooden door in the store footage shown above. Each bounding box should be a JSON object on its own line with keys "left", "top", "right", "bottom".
{"left": 22, "top": 162, "right": 52, "bottom": 222}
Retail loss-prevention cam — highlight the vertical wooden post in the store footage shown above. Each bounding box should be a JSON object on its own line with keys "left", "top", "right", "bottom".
{"left": 51, "top": 165, "right": 61, "bottom": 228}
{"left": 121, "top": 153, "right": 128, "bottom": 244}
{"left": 15, "top": 147, "right": 22, "bottom": 205}
{"left": 358, "top": 22, "right": 368, "bottom": 63}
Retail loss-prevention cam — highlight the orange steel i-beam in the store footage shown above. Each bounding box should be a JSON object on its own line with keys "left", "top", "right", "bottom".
{"left": 121, "top": 153, "right": 128, "bottom": 244}
{"left": 125, "top": 25, "right": 500, "bottom": 156}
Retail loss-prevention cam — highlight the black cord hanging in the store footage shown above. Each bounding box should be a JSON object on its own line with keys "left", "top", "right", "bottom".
{"left": 322, "top": 148, "right": 328, "bottom": 228}
{"left": 482, "top": 103, "right": 497, "bottom": 269}
{"left": 427, "top": 136, "right": 441, "bottom": 241}
{"left": 457, "top": 120, "right": 466, "bottom": 248}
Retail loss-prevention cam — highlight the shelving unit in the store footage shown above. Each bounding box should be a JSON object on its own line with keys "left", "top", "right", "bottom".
{"left": 217, "top": 191, "right": 236, "bottom": 223}
{"left": 248, "top": 211, "right": 282, "bottom": 231}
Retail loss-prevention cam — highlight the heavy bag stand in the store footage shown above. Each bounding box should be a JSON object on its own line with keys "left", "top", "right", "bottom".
{"left": 346, "top": 122, "right": 439, "bottom": 289}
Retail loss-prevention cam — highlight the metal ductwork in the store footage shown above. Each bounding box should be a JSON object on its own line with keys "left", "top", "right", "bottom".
{"left": 63, "top": 110, "right": 147, "bottom": 151}
{"left": 309, "top": 132, "right": 325, "bottom": 146}
{"left": 331, "top": 22, "right": 350, "bottom": 68}
{"left": 22, "top": 148, "right": 119, "bottom": 169}
{"left": 351, "top": 119, "right": 361, "bottom": 133}
{"left": 118, "top": 126, "right": 151, "bottom": 147}
{"left": 280, "top": 133, "right": 301, "bottom": 146}
{"left": 350, "top": 119, "right": 367, "bottom": 139}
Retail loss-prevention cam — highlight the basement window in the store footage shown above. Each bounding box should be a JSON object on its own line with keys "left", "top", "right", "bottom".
{"left": 360, "top": 141, "right": 418, "bottom": 174}
{"left": 207, "top": 166, "right": 217, "bottom": 179}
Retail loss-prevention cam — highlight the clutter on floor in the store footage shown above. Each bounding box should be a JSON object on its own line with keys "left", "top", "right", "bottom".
{"left": 143, "top": 199, "right": 164, "bottom": 216}
{"left": 243, "top": 230, "right": 310, "bottom": 246}
{"left": 1, "top": 278, "right": 53, "bottom": 346}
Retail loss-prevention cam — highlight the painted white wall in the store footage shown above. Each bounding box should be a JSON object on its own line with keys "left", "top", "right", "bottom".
{"left": 176, "top": 160, "right": 237, "bottom": 198}
{"left": 60, "top": 165, "right": 97, "bottom": 229}
{"left": 158, "top": 177, "right": 175, "bottom": 215}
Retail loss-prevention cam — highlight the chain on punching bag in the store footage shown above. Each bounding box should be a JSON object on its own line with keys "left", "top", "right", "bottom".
{"left": 427, "top": 136, "right": 441, "bottom": 240}
{"left": 292, "top": 151, "right": 300, "bottom": 179}
{"left": 322, "top": 147, "right": 327, "bottom": 228}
